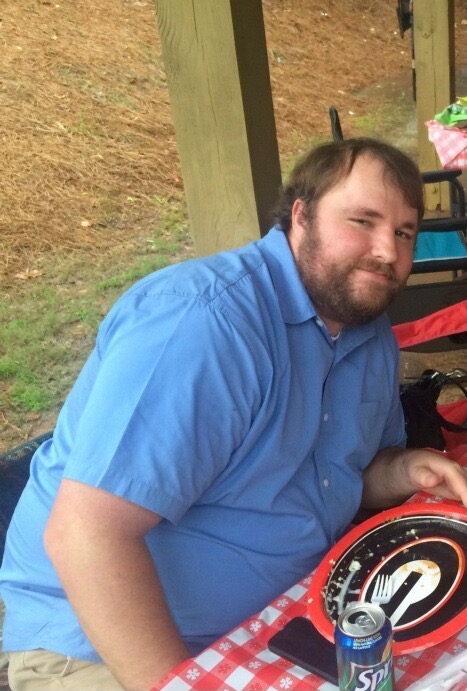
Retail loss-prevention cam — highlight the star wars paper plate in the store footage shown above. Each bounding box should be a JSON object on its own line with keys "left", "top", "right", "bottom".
{"left": 307, "top": 503, "right": 467, "bottom": 655}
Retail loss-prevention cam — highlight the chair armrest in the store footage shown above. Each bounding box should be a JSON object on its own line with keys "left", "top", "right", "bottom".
{"left": 411, "top": 257, "right": 467, "bottom": 274}
{"left": 419, "top": 217, "right": 467, "bottom": 233}
{"left": 421, "top": 168, "right": 463, "bottom": 184}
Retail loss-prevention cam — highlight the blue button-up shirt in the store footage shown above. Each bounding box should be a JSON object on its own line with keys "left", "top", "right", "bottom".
{"left": 0, "top": 228, "right": 405, "bottom": 658}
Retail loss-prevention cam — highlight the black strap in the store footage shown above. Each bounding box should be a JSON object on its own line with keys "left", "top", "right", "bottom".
{"left": 428, "top": 369, "right": 467, "bottom": 432}
{"left": 437, "top": 410, "right": 467, "bottom": 432}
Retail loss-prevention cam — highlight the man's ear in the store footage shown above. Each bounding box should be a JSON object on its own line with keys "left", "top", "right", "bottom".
{"left": 291, "top": 199, "right": 307, "bottom": 229}
{"left": 288, "top": 199, "right": 308, "bottom": 256}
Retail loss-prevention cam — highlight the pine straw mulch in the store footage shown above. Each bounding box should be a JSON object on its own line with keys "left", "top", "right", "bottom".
{"left": 1, "top": 0, "right": 179, "bottom": 279}
{"left": 2, "top": 0, "right": 467, "bottom": 281}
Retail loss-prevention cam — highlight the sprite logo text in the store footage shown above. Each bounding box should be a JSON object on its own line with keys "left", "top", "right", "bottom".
{"left": 346, "top": 658, "right": 392, "bottom": 691}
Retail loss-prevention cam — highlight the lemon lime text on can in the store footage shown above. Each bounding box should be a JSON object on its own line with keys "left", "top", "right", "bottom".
{"left": 334, "top": 602, "right": 394, "bottom": 691}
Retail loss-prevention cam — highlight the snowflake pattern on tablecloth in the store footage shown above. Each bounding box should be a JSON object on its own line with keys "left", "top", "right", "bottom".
{"left": 248, "top": 661, "right": 262, "bottom": 669}
{"left": 452, "top": 643, "right": 466, "bottom": 654}
{"left": 397, "top": 657, "right": 410, "bottom": 667}
{"left": 279, "top": 677, "right": 293, "bottom": 689}
{"left": 276, "top": 598, "right": 289, "bottom": 608}
{"left": 219, "top": 641, "right": 232, "bottom": 651}
{"left": 249, "top": 620, "right": 262, "bottom": 632}
{"left": 186, "top": 668, "right": 200, "bottom": 681}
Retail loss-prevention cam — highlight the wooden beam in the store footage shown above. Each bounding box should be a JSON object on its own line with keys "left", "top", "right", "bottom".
{"left": 413, "top": 0, "right": 455, "bottom": 210}
{"left": 156, "top": 0, "right": 282, "bottom": 256}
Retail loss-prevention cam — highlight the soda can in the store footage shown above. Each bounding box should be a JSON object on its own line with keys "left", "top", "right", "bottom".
{"left": 334, "top": 602, "right": 394, "bottom": 691}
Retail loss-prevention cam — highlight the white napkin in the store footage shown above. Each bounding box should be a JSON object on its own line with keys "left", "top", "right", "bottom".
{"left": 403, "top": 649, "right": 467, "bottom": 691}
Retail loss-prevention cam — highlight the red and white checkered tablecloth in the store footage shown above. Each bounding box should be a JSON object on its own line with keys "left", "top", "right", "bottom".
{"left": 152, "top": 489, "right": 467, "bottom": 691}
{"left": 426, "top": 119, "right": 467, "bottom": 169}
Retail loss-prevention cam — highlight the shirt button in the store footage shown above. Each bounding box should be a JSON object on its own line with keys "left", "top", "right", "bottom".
{"left": 323, "top": 413, "right": 329, "bottom": 422}
{"left": 323, "top": 478, "right": 330, "bottom": 488}
{"left": 316, "top": 318, "right": 324, "bottom": 327}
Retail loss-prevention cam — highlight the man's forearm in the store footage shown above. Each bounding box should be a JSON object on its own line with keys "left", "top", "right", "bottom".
{"left": 44, "top": 481, "right": 190, "bottom": 691}
{"left": 46, "top": 526, "right": 189, "bottom": 691}
{"left": 361, "top": 446, "right": 415, "bottom": 509}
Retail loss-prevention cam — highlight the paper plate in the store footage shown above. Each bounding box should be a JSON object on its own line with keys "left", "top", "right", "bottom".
{"left": 307, "top": 503, "right": 467, "bottom": 655}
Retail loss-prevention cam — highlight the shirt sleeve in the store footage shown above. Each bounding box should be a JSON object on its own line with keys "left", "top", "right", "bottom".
{"left": 62, "top": 291, "right": 268, "bottom": 523}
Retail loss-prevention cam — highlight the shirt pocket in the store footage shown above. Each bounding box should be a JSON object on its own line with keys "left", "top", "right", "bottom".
{"left": 350, "top": 400, "right": 388, "bottom": 470}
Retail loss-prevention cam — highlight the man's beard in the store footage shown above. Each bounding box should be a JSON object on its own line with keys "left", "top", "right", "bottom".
{"left": 296, "top": 225, "right": 407, "bottom": 328}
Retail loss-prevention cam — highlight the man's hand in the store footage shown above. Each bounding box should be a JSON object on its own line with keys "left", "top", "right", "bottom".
{"left": 362, "top": 446, "right": 467, "bottom": 509}
{"left": 402, "top": 448, "right": 467, "bottom": 506}
{"left": 44, "top": 479, "right": 190, "bottom": 691}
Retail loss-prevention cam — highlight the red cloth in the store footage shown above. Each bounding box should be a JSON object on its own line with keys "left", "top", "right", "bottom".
{"left": 440, "top": 399, "right": 467, "bottom": 454}
{"left": 392, "top": 300, "right": 467, "bottom": 349}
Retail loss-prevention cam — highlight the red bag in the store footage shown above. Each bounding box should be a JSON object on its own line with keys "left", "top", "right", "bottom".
{"left": 392, "top": 300, "right": 467, "bottom": 451}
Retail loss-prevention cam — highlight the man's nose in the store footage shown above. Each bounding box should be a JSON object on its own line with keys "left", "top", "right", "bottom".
{"left": 370, "top": 228, "right": 398, "bottom": 264}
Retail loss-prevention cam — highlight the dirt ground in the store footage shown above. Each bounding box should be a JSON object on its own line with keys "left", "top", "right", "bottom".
{"left": 4, "top": 0, "right": 467, "bottom": 276}
{"left": 1, "top": 0, "right": 467, "bottom": 450}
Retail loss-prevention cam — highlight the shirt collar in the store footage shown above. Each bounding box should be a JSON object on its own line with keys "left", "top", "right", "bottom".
{"left": 257, "top": 227, "right": 317, "bottom": 325}
{"left": 257, "top": 227, "right": 380, "bottom": 348}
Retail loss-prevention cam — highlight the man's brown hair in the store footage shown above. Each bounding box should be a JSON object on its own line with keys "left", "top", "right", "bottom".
{"left": 274, "top": 137, "right": 425, "bottom": 231}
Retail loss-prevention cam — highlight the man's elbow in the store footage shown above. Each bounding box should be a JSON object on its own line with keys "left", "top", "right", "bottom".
{"left": 43, "top": 511, "right": 69, "bottom": 567}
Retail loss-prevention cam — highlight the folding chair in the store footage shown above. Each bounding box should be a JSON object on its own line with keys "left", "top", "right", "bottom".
{"left": 0, "top": 431, "right": 53, "bottom": 561}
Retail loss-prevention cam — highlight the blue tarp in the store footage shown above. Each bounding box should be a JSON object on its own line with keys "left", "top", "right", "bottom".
{"left": 414, "top": 231, "right": 467, "bottom": 261}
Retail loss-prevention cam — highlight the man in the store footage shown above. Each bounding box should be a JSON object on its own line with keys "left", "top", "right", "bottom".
{"left": 1, "top": 138, "right": 466, "bottom": 691}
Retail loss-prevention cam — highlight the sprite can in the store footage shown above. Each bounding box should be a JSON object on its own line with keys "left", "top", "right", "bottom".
{"left": 334, "top": 602, "right": 394, "bottom": 691}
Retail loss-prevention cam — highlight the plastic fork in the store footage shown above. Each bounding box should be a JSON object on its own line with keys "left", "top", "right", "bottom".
{"left": 371, "top": 575, "right": 393, "bottom": 605}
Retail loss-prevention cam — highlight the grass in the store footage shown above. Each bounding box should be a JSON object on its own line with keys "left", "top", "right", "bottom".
{"left": 352, "top": 96, "right": 418, "bottom": 156}
{"left": 281, "top": 136, "right": 327, "bottom": 177}
{"left": 96, "top": 256, "right": 171, "bottom": 291}
{"left": 0, "top": 197, "right": 191, "bottom": 447}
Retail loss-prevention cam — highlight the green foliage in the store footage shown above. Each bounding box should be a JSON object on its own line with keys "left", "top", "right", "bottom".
{"left": 9, "top": 378, "right": 51, "bottom": 413}
{"left": 0, "top": 358, "right": 20, "bottom": 380}
{"left": 271, "top": 48, "right": 286, "bottom": 64}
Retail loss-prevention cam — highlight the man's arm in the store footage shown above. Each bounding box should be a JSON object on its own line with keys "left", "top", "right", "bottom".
{"left": 44, "top": 479, "right": 190, "bottom": 691}
{"left": 361, "top": 446, "right": 467, "bottom": 509}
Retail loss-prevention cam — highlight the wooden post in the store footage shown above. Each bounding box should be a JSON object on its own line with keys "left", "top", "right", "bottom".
{"left": 413, "top": 0, "right": 455, "bottom": 210}
{"left": 156, "top": 0, "right": 282, "bottom": 256}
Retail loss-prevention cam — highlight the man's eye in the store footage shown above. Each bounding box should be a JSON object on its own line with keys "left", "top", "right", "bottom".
{"left": 351, "top": 218, "right": 369, "bottom": 226}
{"left": 396, "top": 230, "right": 413, "bottom": 240}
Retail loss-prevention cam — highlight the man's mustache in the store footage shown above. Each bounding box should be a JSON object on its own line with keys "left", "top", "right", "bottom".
{"left": 354, "top": 260, "right": 398, "bottom": 283}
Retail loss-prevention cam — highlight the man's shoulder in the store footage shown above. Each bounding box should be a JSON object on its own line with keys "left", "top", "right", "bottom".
{"left": 99, "top": 229, "right": 298, "bottom": 342}
{"left": 123, "top": 239, "right": 268, "bottom": 306}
